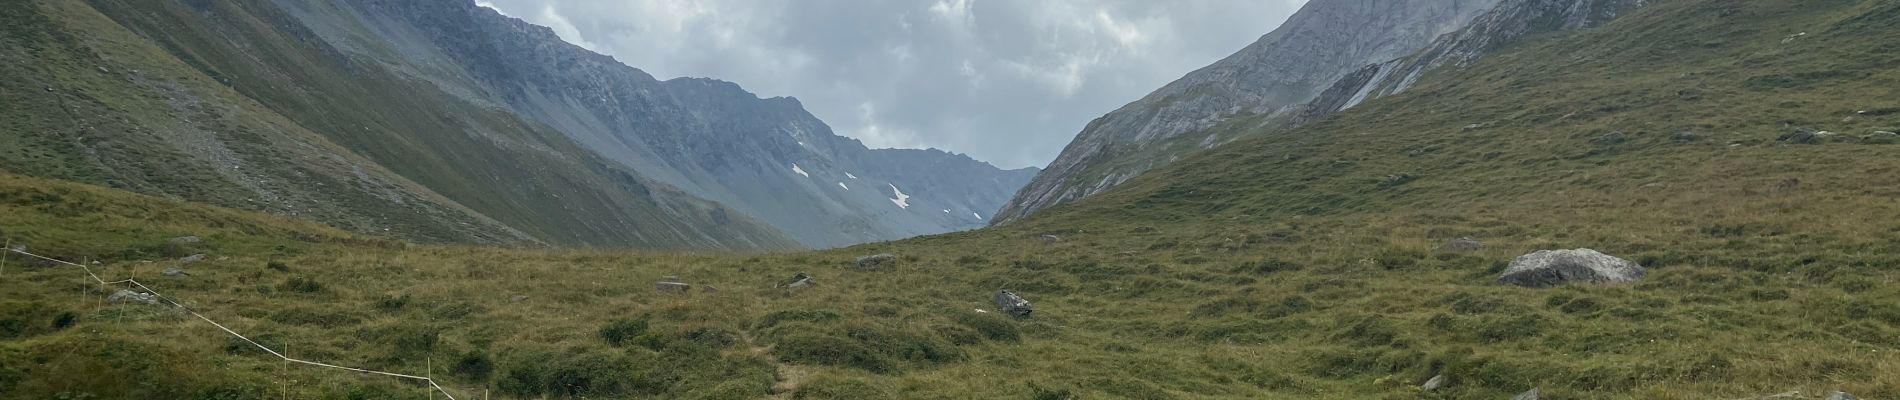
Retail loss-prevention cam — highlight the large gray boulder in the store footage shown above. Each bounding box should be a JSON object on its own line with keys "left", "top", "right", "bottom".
{"left": 1826, "top": 391, "right": 1859, "bottom": 400}
{"left": 1511, "top": 388, "right": 1540, "bottom": 400}
{"left": 1498, "top": 249, "right": 1644, "bottom": 288}
{"left": 855, "top": 254, "right": 897, "bottom": 269}
{"left": 1420, "top": 374, "right": 1445, "bottom": 391}
{"left": 993, "top": 290, "right": 1033, "bottom": 319}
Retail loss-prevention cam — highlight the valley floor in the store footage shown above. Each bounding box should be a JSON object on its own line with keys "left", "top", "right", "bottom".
{"left": 2, "top": 168, "right": 1897, "bottom": 399}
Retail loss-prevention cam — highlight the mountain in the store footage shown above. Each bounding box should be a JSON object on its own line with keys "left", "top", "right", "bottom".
{"left": 2, "top": 0, "right": 1035, "bottom": 250}
{"left": 5, "top": 0, "right": 1899, "bottom": 398}
{"left": 1, "top": 0, "right": 797, "bottom": 250}
{"left": 276, "top": 0, "right": 1039, "bottom": 248}
{"left": 993, "top": 0, "right": 1504, "bottom": 225}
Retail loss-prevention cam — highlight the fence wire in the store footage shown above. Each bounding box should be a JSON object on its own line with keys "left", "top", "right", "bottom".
{"left": 4, "top": 247, "right": 466, "bottom": 399}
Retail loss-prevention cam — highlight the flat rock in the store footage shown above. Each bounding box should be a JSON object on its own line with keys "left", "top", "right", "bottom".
{"left": 1826, "top": 391, "right": 1858, "bottom": 400}
{"left": 162, "top": 267, "right": 190, "bottom": 277}
{"left": 994, "top": 289, "right": 1033, "bottom": 319}
{"left": 1420, "top": 374, "right": 1445, "bottom": 391}
{"left": 1498, "top": 249, "right": 1644, "bottom": 288}
{"left": 180, "top": 254, "right": 207, "bottom": 264}
{"left": 167, "top": 236, "right": 203, "bottom": 245}
{"left": 655, "top": 281, "right": 692, "bottom": 293}
{"left": 108, "top": 289, "right": 159, "bottom": 305}
{"left": 855, "top": 253, "right": 897, "bottom": 269}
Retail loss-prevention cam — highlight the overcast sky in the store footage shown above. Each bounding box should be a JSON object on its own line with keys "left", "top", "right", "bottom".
{"left": 477, "top": 0, "right": 1308, "bottom": 169}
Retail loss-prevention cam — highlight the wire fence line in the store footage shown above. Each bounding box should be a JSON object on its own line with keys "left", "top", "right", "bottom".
{"left": 3, "top": 246, "right": 472, "bottom": 399}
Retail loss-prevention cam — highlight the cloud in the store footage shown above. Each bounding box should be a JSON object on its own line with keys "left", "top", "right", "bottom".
{"left": 479, "top": 0, "right": 1308, "bottom": 169}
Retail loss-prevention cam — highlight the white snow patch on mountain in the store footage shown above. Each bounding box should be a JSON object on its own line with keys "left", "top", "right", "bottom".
{"left": 972, "top": 212, "right": 983, "bottom": 220}
{"left": 888, "top": 184, "right": 911, "bottom": 209}
{"left": 791, "top": 164, "right": 809, "bottom": 177}
{"left": 846, "top": 172, "right": 859, "bottom": 180}
{"left": 838, "top": 182, "right": 849, "bottom": 190}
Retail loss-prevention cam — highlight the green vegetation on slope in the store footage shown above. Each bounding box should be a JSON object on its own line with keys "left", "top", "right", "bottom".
{"left": 2, "top": 0, "right": 1899, "bottom": 399}
{"left": 1, "top": 0, "right": 795, "bottom": 250}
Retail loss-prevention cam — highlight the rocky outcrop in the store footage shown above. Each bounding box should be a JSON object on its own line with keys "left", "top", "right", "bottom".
{"left": 108, "top": 290, "right": 159, "bottom": 305}
{"left": 1300, "top": 0, "right": 1654, "bottom": 122}
{"left": 994, "top": 290, "right": 1033, "bottom": 319}
{"left": 994, "top": 0, "right": 1504, "bottom": 225}
{"left": 1498, "top": 249, "right": 1645, "bottom": 288}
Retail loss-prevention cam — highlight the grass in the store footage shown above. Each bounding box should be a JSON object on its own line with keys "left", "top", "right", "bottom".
{"left": 3, "top": 0, "right": 1900, "bottom": 399}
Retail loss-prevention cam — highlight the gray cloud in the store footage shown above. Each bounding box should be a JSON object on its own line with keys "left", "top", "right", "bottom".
{"left": 478, "top": 0, "right": 1307, "bottom": 169}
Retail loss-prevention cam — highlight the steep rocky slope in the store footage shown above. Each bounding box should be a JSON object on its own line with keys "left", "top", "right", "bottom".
{"left": 994, "top": 0, "right": 1502, "bottom": 224}
{"left": 1, "top": 0, "right": 795, "bottom": 250}
{"left": 278, "top": 0, "right": 1039, "bottom": 248}
{"left": 1297, "top": 0, "right": 1655, "bottom": 122}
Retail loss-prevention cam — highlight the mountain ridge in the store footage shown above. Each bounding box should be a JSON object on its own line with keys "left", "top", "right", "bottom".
{"left": 287, "top": 0, "right": 1037, "bottom": 248}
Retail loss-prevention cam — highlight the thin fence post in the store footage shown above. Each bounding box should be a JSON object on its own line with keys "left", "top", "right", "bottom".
{"left": 283, "top": 342, "right": 290, "bottom": 400}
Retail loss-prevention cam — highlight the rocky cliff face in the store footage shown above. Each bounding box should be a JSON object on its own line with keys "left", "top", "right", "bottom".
{"left": 993, "top": 0, "right": 1504, "bottom": 225}
{"left": 1297, "top": 0, "right": 1654, "bottom": 121}
{"left": 280, "top": 0, "right": 1037, "bottom": 248}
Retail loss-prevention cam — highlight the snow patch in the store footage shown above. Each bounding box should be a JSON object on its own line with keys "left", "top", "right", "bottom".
{"left": 972, "top": 212, "right": 983, "bottom": 220}
{"left": 942, "top": 209, "right": 950, "bottom": 213}
{"left": 791, "top": 164, "right": 809, "bottom": 177}
{"left": 845, "top": 172, "right": 858, "bottom": 180}
{"left": 888, "top": 184, "right": 911, "bottom": 209}
{"left": 838, "top": 182, "right": 849, "bottom": 190}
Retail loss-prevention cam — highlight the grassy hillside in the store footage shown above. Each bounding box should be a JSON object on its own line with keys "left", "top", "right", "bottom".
{"left": 2, "top": 0, "right": 1898, "bottom": 399}
{"left": 0, "top": 0, "right": 795, "bottom": 250}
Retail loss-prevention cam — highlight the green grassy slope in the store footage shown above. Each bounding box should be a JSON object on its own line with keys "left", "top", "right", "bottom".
{"left": 2, "top": 0, "right": 1898, "bottom": 399}
{"left": 0, "top": 0, "right": 529, "bottom": 245}
{"left": 1, "top": 0, "right": 795, "bottom": 250}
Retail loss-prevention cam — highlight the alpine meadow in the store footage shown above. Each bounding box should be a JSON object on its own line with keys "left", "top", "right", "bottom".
{"left": 2, "top": 0, "right": 1899, "bottom": 399}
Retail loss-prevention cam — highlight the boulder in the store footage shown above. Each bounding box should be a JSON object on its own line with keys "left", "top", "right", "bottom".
{"left": 1440, "top": 237, "right": 1485, "bottom": 252}
{"left": 784, "top": 272, "right": 816, "bottom": 288}
{"left": 1778, "top": 127, "right": 1823, "bottom": 144}
{"left": 167, "top": 236, "right": 203, "bottom": 245}
{"left": 1511, "top": 388, "right": 1540, "bottom": 400}
{"left": 1420, "top": 374, "right": 1445, "bottom": 391}
{"left": 1826, "top": 391, "right": 1858, "bottom": 400}
{"left": 1497, "top": 249, "right": 1645, "bottom": 288}
{"left": 510, "top": 295, "right": 529, "bottom": 302}
{"left": 180, "top": 254, "right": 207, "bottom": 264}
{"left": 1040, "top": 235, "right": 1061, "bottom": 246}
{"left": 162, "top": 267, "right": 190, "bottom": 277}
{"left": 855, "top": 253, "right": 897, "bottom": 269}
{"left": 993, "top": 289, "right": 1033, "bottom": 319}
{"left": 107, "top": 290, "right": 159, "bottom": 305}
